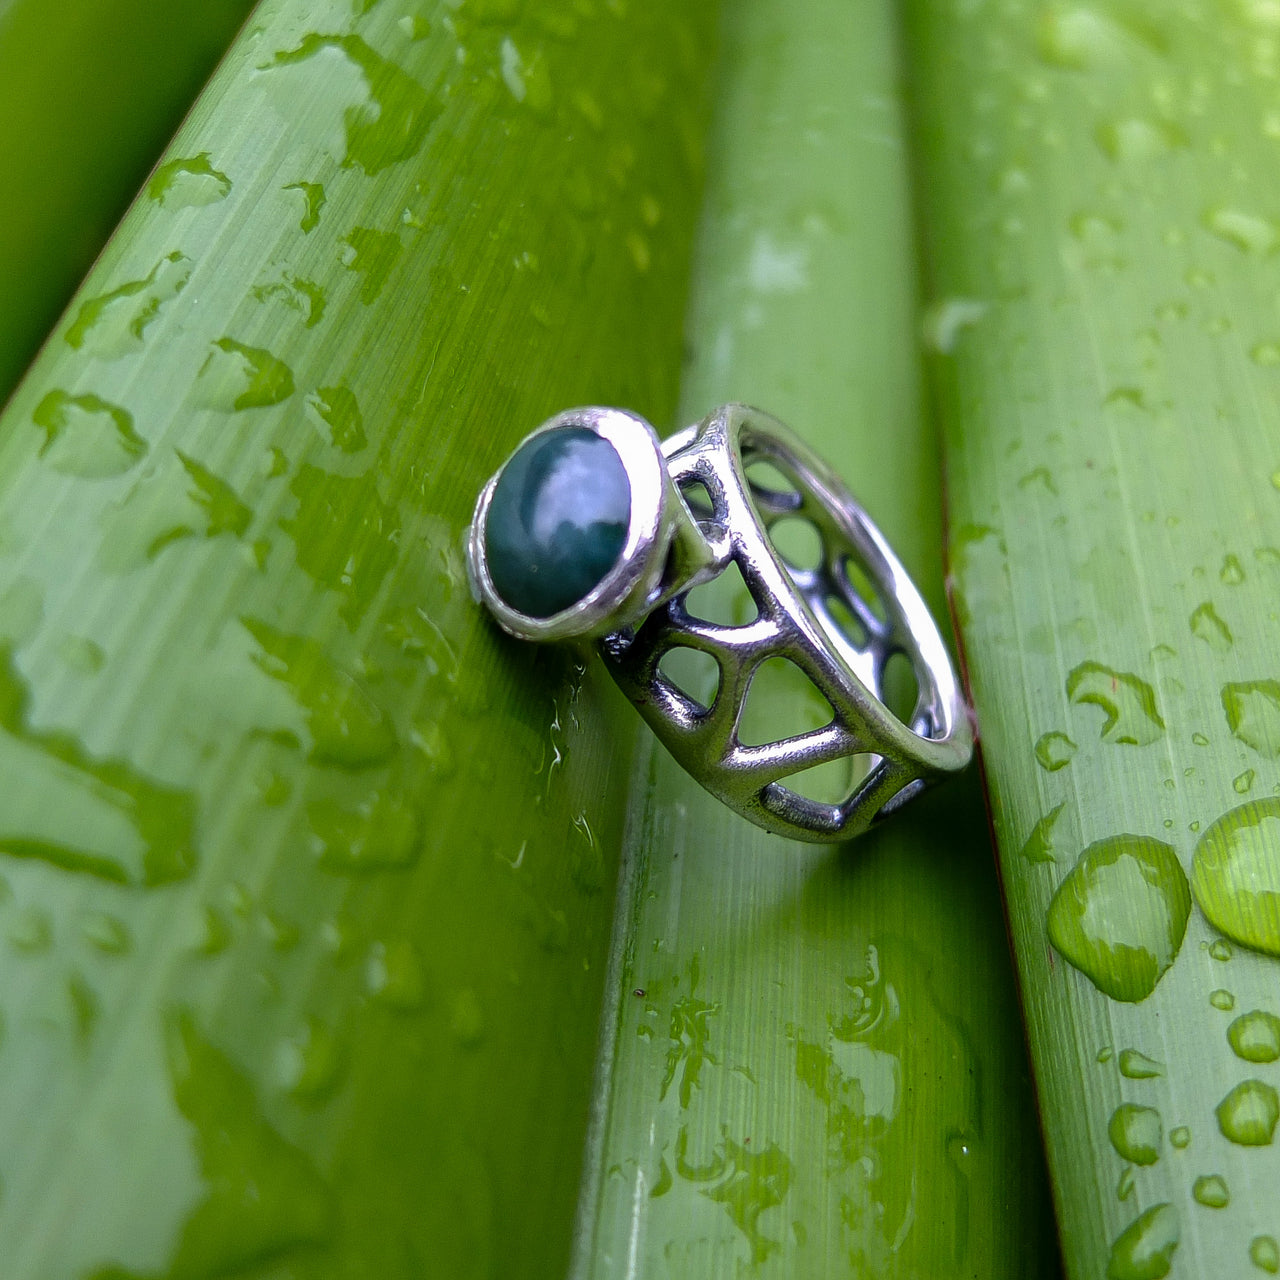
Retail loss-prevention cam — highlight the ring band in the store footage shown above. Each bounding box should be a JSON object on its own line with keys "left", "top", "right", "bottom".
{"left": 467, "top": 403, "right": 972, "bottom": 843}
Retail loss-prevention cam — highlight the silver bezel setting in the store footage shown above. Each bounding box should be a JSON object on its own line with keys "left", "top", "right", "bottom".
{"left": 467, "top": 407, "right": 715, "bottom": 643}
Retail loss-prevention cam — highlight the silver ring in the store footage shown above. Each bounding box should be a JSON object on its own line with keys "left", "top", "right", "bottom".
{"left": 467, "top": 403, "right": 972, "bottom": 843}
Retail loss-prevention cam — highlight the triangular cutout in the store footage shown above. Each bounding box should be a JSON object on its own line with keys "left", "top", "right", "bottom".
{"left": 657, "top": 646, "right": 720, "bottom": 713}
{"left": 736, "top": 655, "right": 834, "bottom": 746}
{"left": 684, "top": 559, "right": 759, "bottom": 627}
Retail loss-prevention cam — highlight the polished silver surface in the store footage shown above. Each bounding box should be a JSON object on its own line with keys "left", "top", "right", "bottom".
{"left": 469, "top": 402, "right": 972, "bottom": 843}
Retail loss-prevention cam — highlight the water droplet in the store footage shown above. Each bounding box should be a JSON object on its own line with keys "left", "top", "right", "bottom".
{"left": 1037, "top": 6, "right": 1155, "bottom": 69}
{"left": 1228, "top": 1009, "right": 1280, "bottom": 1062}
{"left": 197, "top": 338, "right": 295, "bottom": 411}
{"left": 1116, "top": 1164, "right": 1135, "bottom": 1199}
{"left": 175, "top": 452, "right": 252, "bottom": 539}
{"left": 1105, "top": 386, "right": 1152, "bottom": 413}
{"left": 59, "top": 635, "right": 106, "bottom": 675}
{"left": 242, "top": 618, "right": 396, "bottom": 767}
{"left": 1221, "top": 553, "right": 1247, "bottom": 584}
{"left": 65, "top": 252, "right": 191, "bottom": 358}
{"left": 275, "top": 1018, "right": 344, "bottom": 1104}
{"left": 1216, "top": 1078, "right": 1279, "bottom": 1145}
{"left": 1192, "top": 1174, "right": 1229, "bottom": 1207}
{"left": 282, "top": 181, "right": 326, "bottom": 233}
{"left": 80, "top": 911, "right": 131, "bottom": 954}
{"left": 1252, "top": 1235, "right": 1280, "bottom": 1273}
{"left": 341, "top": 226, "right": 403, "bottom": 305}
{"left": 164, "top": 1010, "right": 332, "bottom": 1268}
{"left": 922, "top": 297, "right": 988, "bottom": 353}
{"left": 251, "top": 273, "right": 327, "bottom": 328}
{"left": 1109, "top": 1103, "right": 1162, "bottom": 1164}
{"left": 500, "top": 35, "right": 525, "bottom": 99}
{"left": 32, "top": 390, "right": 146, "bottom": 478}
{"left": 0, "top": 646, "right": 197, "bottom": 884}
{"left": 259, "top": 912, "right": 299, "bottom": 952}
{"left": 279, "top": 465, "right": 399, "bottom": 627}
{"left": 1190, "top": 602, "right": 1233, "bottom": 651}
{"left": 265, "top": 36, "right": 441, "bottom": 174}
{"left": 1119, "top": 1048, "right": 1164, "bottom": 1079}
{"left": 1022, "top": 802, "right": 1067, "bottom": 863}
{"left": 1107, "top": 1203, "right": 1179, "bottom": 1280}
{"left": 307, "top": 386, "right": 366, "bottom": 453}
{"left": 97, "top": 449, "right": 252, "bottom": 568}
{"left": 1067, "top": 662, "right": 1165, "bottom": 745}
{"left": 1098, "top": 1044, "right": 1115, "bottom": 1062}
{"left": 308, "top": 787, "right": 418, "bottom": 872}
{"left": 148, "top": 153, "right": 232, "bottom": 208}
{"left": 1170, "top": 1125, "right": 1190, "bottom": 1148}
{"left": 1096, "top": 116, "right": 1186, "bottom": 161}
{"left": 672, "top": 1126, "right": 794, "bottom": 1264}
{"left": 1204, "top": 207, "right": 1279, "bottom": 254}
{"left": 1047, "top": 834, "right": 1189, "bottom": 1002}
{"left": 69, "top": 970, "right": 99, "bottom": 1044}
{"left": 1210, "top": 937, "right": 1234, "bottom": 960}
{"left": 397, "top": 13, "right": 431, "bottom": 40}
{"left": 257, "top": 769, "right": 291, "bottom": 807}
{"left": 1235, "top": 769, "right": 1257, "bottom": 794}
{"left": 1035, "top": 730, "right": 1077, "bottom": 770}
{"left": 194, "top": 904, "right": 232, "bottom": 955}
{"left": 1223, "top": 682, "right": 1280, "bottom": 758}
{"left": 1210, "top": 988, "right": 1236, "bottom": 1010}
{"left": 411, "top": 720, "right": 455, "bottom": 775}
{"left": 626, "top": 231, "right": 651, "bottom": 274}
{"left": 1192, "top": 798, "right": 1280, "bottom": 955}
{"left": 1252, "top": 342, "right": 1280, "bottom": 366}
{"left": 365, "top": 939, "right": 426, "bottom": 1009}
{"left": 8, "top": 907, "right": 51, "bottom": 952}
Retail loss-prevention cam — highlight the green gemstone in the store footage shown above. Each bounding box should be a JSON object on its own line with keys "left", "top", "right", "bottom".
{"left": 484, "top": 426, "right": 630, "bottom": 618}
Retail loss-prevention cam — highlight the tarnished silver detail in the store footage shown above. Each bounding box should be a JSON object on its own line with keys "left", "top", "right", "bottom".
{"left": 469, "top": 402, "right": 973, "bottom": 843}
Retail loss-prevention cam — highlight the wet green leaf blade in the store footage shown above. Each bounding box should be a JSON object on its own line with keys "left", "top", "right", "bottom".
{"left": 0, "top": 1, "right": 715, "bottom": 1275}
{"left": 903, "top": 1, "right": 1280, "bottom": 1275}
{"left": 571, "top": 0, "right": 1059, "bottom": 1274}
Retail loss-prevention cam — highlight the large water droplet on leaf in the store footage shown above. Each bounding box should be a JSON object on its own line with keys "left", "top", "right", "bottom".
{"left": 1223, "top": 682, "right": 1280, "bottom": 758}
{"left": 1216, "top": 1079, "right": 1279, "bottom": 1145}
{"left": 197, "top": 338, "right": 295, "bottom": 411}
{"left": 1106, "top": 1202, "right": 1178, "bottom": 1280}
{"left": 32, "top": 390, "right": 146, "bottom": 478}
{"left": 148, "top": 153, "right": 232, "bottom": 208}
{"left": 265, "top": 35, "right": 441, "bottom": 175}
{"left": 1229, "top": 1010, "right": 1280, "bottom": 1062}
{"left": 1067, "top": 663, "right": 1165, "bottom": 745}
{"left": 65, "top": 252, "right": 190, "bottom": 358}
{"left": 1192, "top": 1174, "right": 1229, "bottom": 1208}
{"left": 242, "top": 618, "right": 396, "bottom": 767}
{"left": 1192, "top": 799, "right": 1280, "bottom": 956}
{"left": 1108, "top": 1103, "right": 1162, "bottom": 1164}
{"left": 1047, "top": 834, "right": 1190, "bottom": 1002}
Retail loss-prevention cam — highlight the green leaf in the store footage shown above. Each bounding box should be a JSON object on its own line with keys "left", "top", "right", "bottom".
{"left": 904, "top": 0, "right": 1280, "bottom": 1273}
{"left": 0, "top": 0, "right": 257, "bottom": 404}
{"left": 570, "top": 0, "right": 1058, "bottom": 1273}
{"left": 0, "top": 2, "right": 715, "bottom": 1275}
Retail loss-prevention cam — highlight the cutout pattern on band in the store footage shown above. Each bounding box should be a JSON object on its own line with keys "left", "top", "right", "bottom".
{"left": 603, "top": 406, "right": 952, "bottom": 842}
